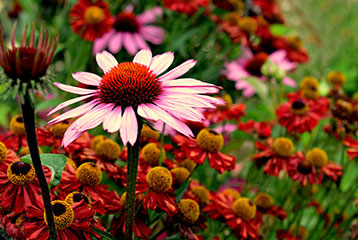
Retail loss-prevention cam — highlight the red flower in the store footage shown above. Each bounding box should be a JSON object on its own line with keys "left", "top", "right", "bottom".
{"left": 23, "top": 199, "right": 98, "bottom": 240}
{"left": 164, "top": 0, "right": 209, "bottom": 16}
{"left": 344, "top": 136, "right": 358, "bottom": 161}
{"left": 273, "top": 36, "right": 309, "bottom": 63}
{"left": 137, "top": 167, "right": 178, "bottom": 216}
{"left": 238, "top": 120, "right": 273, "bottom": 139}
{"left": 254, "top": 193, "right": 287, "bottom": 220}
{"left": 253, "top": 0, "right": 284, "bottom": 23}
{"left": 173, "top": 129, "right": 236, "bottom": 174}
{"left": 70, "top": 0, "right": 113, "bottom": 41}
{"left": 0, "top": 160, "right": 51, "bottom": 213}
{"left": 254, "top": 138, "right": 296, "bottom": 176}
{"left": 1, "top": 212, "right": 26, "bottom": 240}
{"left": 276, "top": 98, "right": 320, "bottom": 133}
{"left": 0, "top": 116, "right": 27, "bottom": 152}
{"left": 287, "top": 151, "right": 323, "bottom": 186}
{"left": 203, "top": 192, "right": 261, "bottom": 239}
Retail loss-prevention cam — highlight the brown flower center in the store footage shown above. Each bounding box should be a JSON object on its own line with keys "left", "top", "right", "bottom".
{"left": 113, "top": 12, "right": 139, "bottom": 32}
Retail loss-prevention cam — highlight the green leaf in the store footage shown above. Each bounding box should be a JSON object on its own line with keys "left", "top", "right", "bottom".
{"left": 269, "top": 24, "right": 292, "bottom": 36}
{"left": 21, "top": 153, "right": 67, "bottom": 188}
{"left": 340, "top": 160, "right": 358, "bottom": 192}
{"left": 91, "top": 227, "right": 117, "bottom": 240}
{"left": 175, "top": 174, "right": 192, "bottom": 202}
{"left": 243, "top": 77, "right": 270, "bottom": 103}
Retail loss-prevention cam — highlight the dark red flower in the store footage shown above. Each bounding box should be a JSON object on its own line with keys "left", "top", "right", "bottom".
{"left": 253, "top": 193, "right": 287, "bottom": 220}
{"left": 344, "top": 136, "right": 358, "bottom": 161}
{"left": 0, "top": 116, "right": 27, "bottom": 152}
{"left": 238, "top": 120, "right": 273, "bottom": 139}
{"left": 253, "top": 0, "right": 284, "bottom": 23}
{"left": 273, "top": 36, "right": 309, "bottom": 63}
{"left": 164, "top": 0, "right": 209, "bottom": 16}
{"left": 70, "top": 0, "right": 113, "bottom": 41}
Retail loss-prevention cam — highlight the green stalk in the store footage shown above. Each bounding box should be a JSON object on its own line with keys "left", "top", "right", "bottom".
{"left": 125, "top": 116, "right": 143, "bottom": 240}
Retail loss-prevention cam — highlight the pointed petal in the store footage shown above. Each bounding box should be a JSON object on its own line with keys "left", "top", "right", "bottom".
{"left": 149, "top": 52, "right": 174, "bottom": 75}
{"left": 159, "top": 59, "right": 197, "bottom": 81}
{"left": 103, "top": 106, "right": 122, "bottom": 133}
{"left": 120, "top": 106, "right": 138, "bottom": 146}
{"left": 47, "top": 93, "right": 97, "bottom": 116}
{"left": 137, "top": 103, "right": 160, "bottom": 121}
{"left": 72, "top": 72, "right": 101, "bottom": 86}
{"left": 76, "top": 103, "right": 114, "bottom": 132}
{"left": 123, "top": 32, "right": 138, "bottom": 55}
{"left": 133, "top": 49, "right": 152, "bottom": 67}
{"left": 108, "top": 32, "right": 123, "bottom": 54}
{"left": 161, "top": 78, "right": 217, "bottom": 88}
{"left": 96, "top": 50, "right": 118, "bottom": 73}
{"left": 53, "top": 82, "right": 98, "bottom": 95}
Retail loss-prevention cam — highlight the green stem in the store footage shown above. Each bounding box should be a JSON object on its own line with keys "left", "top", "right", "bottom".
{"left": 125, "top": 116, "right": 143, "bottom": 240}
{"left": 159, "top": 123, "right": 166, "bottom": 166}
{"left": 21, "top": 92, "right": 57, "bottom": 240}
{"left": 269, "top": 79, "right": 277, "bottom": 113}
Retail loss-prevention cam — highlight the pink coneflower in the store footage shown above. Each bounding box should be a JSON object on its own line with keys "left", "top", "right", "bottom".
{"left": 93, "top": 6, "right": 165, "bottom": 55}
{"left": 223, "top": 48, "right": 297, "bottom": 97}
{"left": 48, "top": 49, "right": 223, "bottom": 146}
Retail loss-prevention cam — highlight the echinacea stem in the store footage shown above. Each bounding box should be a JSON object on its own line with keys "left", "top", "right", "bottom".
{"left": 125, "top": 116, "right": 143, "bottom": 240}
{"left": 20, "top": 92, "right": 58, "bottom": 240}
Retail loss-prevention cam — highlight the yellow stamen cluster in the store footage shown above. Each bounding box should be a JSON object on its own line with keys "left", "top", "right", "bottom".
{"left": 65, "top": 192, "right": 91, "bottom": 207}
{"left": 141, "top": 124, "right": 160, "bottom": 140}
{"left": 9, "top": 115, "right": 25, "bottom": 136}
{"left": 146, "top": 167, "right": 172, "bottom": 192}
{"left": 178, "top": 159, "right": 197, "bottom": 172}
{"left": 196, "top": 129, "right": 224, "bottom": 153}
{"left": 19, "top": 146, "right": 43, "bottom": 157}
{"left": 232, "top": 197, "right": 256, "bottom": 221}
{"left": 287, "top": 35, "right": 303, "bottom": 50}
{"left": 224, "top": 188, "right": 241, "bottom": 200}
{"left": 178, "top": 199, "right": 200, "bottom": 224}
{"left": 327, "top": 71, "right": 346, "bottom": 86}
{"left": 84, "top": 6, "right": 105, "bottom": 24}
{"left": 90, "top": 135, "right": 107, "bottom": 150}
{"left": 238, "top": 17, "right": 258, "bottom": 34}
{"left": 76, "top": 162, "right": 102, "bottom": 185}
{"left": 253, "top": 193, "right": 274, "bottom": 209}
{"left": 94, "top": 139, "right": 121, "bottom": 161}
{"left": 141, "top": 143, "right": 164, "bottom": 166}
{"left": 44, "top": 200, "right": 74, "bottom": 231}
{"left": 171, "top": 167, "right": 190, "bottom": 186}
{"left": 49, "top": 122, "right": 70, "bottom": 137}
{"left": 217, "top": 94, "right": 233, "bottom": 110}
{"left": 0, "top": 142, "right": 7, "bottom": 163}
{"left": 300, "top": 76, "right": 319, "bottom": 100}
{"left": 273, "top": 137, "right": 294, "bottom": 157}
{"left": 7, "top": 161, "right": 36, "bottom": 185}
{"left": 224, "top": 12, "right": 241, "bottom": 25}
{"left": 306, "top": 148, "right": 328, "bottom": 168}
{"left": 192, "top": 186, "right": 210, "bottom": 205}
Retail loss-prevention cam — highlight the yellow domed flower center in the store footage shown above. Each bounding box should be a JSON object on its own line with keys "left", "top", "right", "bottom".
{"left": 141, "top": 124, "right": 160, "bottom": 140}
{"left": 306, "top": 148, "right": 328, "bottom": 168}
{"left": 253, "top": 193, "right": 274, "bottom": 209}
{"left": 196, "top": 129, "right": 224, "bottom": 153}
{"left": 44, "top": 200, "right": 74, "bottom": 231}
{"left": 238, "top": 17, "right": 257, "bottom": 34}
{"left": 224, "top": 188, "right": 241, "bottom": 200}
{"left": 217, "top": 94, "right": 233, "bottom": 110}
{"left": 90, "top": 135, "right": 107, "bottom": 150}
{"left": 94, "top": 139, "right": 121, "bottom": 161}
{"left": 178, "top": 158, "right": 197, "bottom": 172}
{"left": 232, "top": 197, "right": 256, "bottom": 221}
{"left": 287, "top": 36, "right": 303, "bottom": 50}
{"left": 76, "top": 162, "right": 102, "bottom": 185}
{"left": 146, "top": 167, "right": 172, "bottom": 192}
{"left": 273, "top": 137, "right": 294, "bottom": 157}
{"left": 290, "top": 99, "right": 309, "bottom": 115}
{"left": 192, "top": 186, "right": 210, "bottom": 204}
{"left": 19, "top": 146, "right": 43, "bottom": 157}
{"left": 49, "top": 121, "right": 70, "bottom": 137}
{"left": 178, "top": 199, "right": 200, "bottom": 224}
{"left": 328, "top": 71, "right": 346, "bottom": 86}
{"left": 84, "top": 6, "right": 105, "bottom": 24}
{"left": 65, "top": 192, "right": 91, "bottom": 207}
{"left": 224, "top": 12, "right": 241, "bottom": 25}
{"left": 171, "top": 167, "right": 190, "bottom": 186}
{"left": 141, "top": 143, "right": 164, "bottom": 166}
{"left": 7, "top": 161, "right": 36, "bottom": 185}
{"left": 0, "top": 142, "right": 7, "bottom": 163}
{"left": 300, "top": 76, "right": 319, "bottom": 91}
{"left": 9, "top": 116, "right": 25, "bottom": 136}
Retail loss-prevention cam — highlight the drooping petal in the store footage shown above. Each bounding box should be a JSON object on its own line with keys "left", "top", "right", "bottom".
{"left": 123, "top": 32, "right": 138, "bottom": 55}
{"left": 133, "top": 49, "right": 152, "bottom": 67}
{"left": 133, "top": 33, "right": 150, "bottom": 51}
{"left": 108, "top": 32, "right": 123, "bottom": 54}
{"left": 76, "top": 103, "right": 114, "bottom": 132}
{"left": 140, "top": 25, "right": 165, "bottom": 45}
{"left": 93, "top": 30, "right": 114, "bottom": 54}
{"left": 159, "top": 59, "right": 197, "bottom": 81}
{"left": 96, "top": 50, "right": 118, "bottom": 73}
{"left": 161, "top": 78, "right": 217, "bottom": 88}
{"left": 103, "top": 106, "right": 122, "bottom": 133}
{"left": 137, "top": 7, "right": 162, "bottom": 24}
{"left": 149, "top": 52, "right": 174, "bottom": 75}
{"left": 154, "top": 100, "right": 204, "bottom": 121}
{"left": 137, "top": 103, "right": 160, "bottom": 121}
{"left": 53, "top": 82, "right": 98, "bottom": 95}
{"left": 72, "top": 72, "right": 102, "bottom": 86}
{"left": 47, "top": 93, "right": 97, "bottom": 116}
{"left": 120, "top": 106, "right": 138, "bottom": 146}
{"left": 282, "top": 77, "right": 296, "bottom": 87}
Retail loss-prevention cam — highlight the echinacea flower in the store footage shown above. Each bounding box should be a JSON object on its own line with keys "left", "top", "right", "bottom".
{"left": 93, "top": 7, "right": 164, "bottom": 55}
{"left": 223, "top": 48, "right": 296, "bottom": 97}
{"left": 173, "top": 129, "right": 236, "bottom": 173}
{"left": 0, "top": 23, "right": 59, "bottom": 99}
{"left": 70, "top": 0, "right": 113, "bottom": 42}
{"left": 48, "top": 49, "right": 223, "bottom": 146}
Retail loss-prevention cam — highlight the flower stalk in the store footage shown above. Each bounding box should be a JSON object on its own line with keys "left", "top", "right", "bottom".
{"left": 125, "top": 116, "right": 143, "bottom": 240}
{"left": 20, "top": 91, "right": 57, "bottom": 240}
